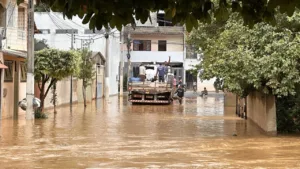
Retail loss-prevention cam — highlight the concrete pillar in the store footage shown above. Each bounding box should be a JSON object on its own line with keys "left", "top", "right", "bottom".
{"left": 224, "top": 92, "right": 237, "bottom": 116}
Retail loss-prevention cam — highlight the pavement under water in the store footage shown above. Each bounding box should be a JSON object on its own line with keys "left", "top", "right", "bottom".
{"left": 0, "top": 93, "right": 300, "bottom": 169}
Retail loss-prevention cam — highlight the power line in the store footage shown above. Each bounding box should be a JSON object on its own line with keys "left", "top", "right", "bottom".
{"left": 40, "top": 4, "right": 119, "bottom": 43}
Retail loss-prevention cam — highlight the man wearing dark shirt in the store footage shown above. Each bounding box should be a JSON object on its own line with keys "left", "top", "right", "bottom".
{"left": 156, "top": 56, "right": 171, "bottom": 82}
{"left": 173, "top": 85, "right": 185, "bottom": 105}
{"left": 200, "top": 87, "right": 208, "bottom": 97}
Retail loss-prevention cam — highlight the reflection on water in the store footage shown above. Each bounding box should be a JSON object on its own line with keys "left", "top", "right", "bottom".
{"left": 0, "top": 94, "right": 300, "bottom": 168}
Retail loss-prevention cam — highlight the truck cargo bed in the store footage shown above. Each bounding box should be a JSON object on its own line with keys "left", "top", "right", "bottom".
{"left": 128, "top": 81, "right": 173, "bottom": 104}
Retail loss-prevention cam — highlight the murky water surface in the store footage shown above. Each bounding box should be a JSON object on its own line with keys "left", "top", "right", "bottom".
{"left": 1, "top": 93, "right": 300, "bottom": 169}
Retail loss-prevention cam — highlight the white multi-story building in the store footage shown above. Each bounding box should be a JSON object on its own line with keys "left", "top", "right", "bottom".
{"left": 122, "top": 12, "right": 185, "bottom": 84}
{"left": 121, "top": 12, "right": 214, "bottom": 91}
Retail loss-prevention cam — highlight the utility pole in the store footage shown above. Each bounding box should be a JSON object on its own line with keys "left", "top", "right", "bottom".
{"left": 104, "top": 30, "right": 110, "bottom": 101}
{"left": 70, "top": 31, "right": 74, "bottom": 108}
{"left": 126, "top": 34, "right": 131, "bottom": 90}
{"left": 119, "top": 28, "right": 124, "bottom": 96}
{"left": 26, "top": 0, "right": 35, "bottom": 120}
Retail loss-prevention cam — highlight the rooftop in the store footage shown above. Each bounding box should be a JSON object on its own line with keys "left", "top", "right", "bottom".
{"left": 125, "top": 26, "right": 184, "bottom": 35}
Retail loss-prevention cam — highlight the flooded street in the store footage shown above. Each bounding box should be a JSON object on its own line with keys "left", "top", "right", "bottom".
{"left": 1, "top": 93, "right": 300, "bottom": 168}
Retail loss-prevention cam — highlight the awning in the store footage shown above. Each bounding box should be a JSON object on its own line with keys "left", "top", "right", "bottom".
{"left": 2, "top": 49, "right": 27, "bottom": 58}
{"left": 0, "top": 63, "right": 7, "bottom": 69}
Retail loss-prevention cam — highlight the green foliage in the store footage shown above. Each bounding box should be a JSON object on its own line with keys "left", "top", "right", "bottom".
{"left": 50, "top": 81, "right": 58, "bottom": 113}
{"left": 189, "top": 12, "right": 300, "bottom": 97}
{"left": 213, "top": 78, "right": 223, "bottom": 91}
{"left": 35, "top": 49, "right": 79, "bottom": 82}
{"left": 34, "top": 109, "right": 48, "bottom": 119}
{"left": 34, "top": 4, "right": 49, "bottom": 12}
{"left": 276, "top": 85, "right": 300, "bottom": 133}
{"left": 77, "top": 49, "right": 95, "bottom": 107}
{"left": 34, "top": 39, "right": 49, "bottom": 51}
{"left": 18, "top": 0, "right": 300, "bottom": 32}
{"left": 78, "top": 49, "right": 95, "bottom": 88}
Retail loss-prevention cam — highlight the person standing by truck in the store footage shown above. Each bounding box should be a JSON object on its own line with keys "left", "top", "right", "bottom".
{"left": 156, "top": 56, "right": 171, "bottom": 82}
{"left": 139, "top": 63, "right": 146, "bottom": 82}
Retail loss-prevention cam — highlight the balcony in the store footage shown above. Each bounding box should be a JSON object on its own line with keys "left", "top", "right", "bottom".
{"left": 124, "top": 51, "right": 184, "bottom": 63}
{"left": 5, "top": 27, "right": 27, "bottom": 51}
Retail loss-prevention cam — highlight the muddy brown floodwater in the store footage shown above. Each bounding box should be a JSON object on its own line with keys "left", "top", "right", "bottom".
{"left": 1, "top": 93, "right": 300, "bottom": 169}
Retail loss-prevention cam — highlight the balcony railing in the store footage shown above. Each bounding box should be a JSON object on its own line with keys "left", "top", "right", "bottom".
{"left": 125, "top": 26, "right": 184, "bottom": 35}
{"left": 124, "top": 51, "right": 184, "bottom": 63}
{"left": 6, "top": 27, "right": 27, "bottom": 51}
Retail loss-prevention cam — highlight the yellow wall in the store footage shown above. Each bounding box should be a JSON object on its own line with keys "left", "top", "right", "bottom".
{"left": 247, "top": 91, "right": 277, "bottom": 134}
{"left": 224, "top": 92, "right": 237, "bottom": 116}
{"left": 2, "top": 83, "right": 14, "bottom": 118}
{"left": 43, "top": 78, "right": 79, "bottom": 109}
{"left": 43, "top": 65, "right": 104, "bottom": 109}
{"left": 2, "top": 59, "right": 26, "bottom": 119}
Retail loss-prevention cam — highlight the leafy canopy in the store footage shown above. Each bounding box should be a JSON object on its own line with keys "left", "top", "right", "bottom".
{"left": 34, "top": 48, "right": 79, "bottom": 82}
{"left": 18, "top": 0, "right": 300, "bottom": 32}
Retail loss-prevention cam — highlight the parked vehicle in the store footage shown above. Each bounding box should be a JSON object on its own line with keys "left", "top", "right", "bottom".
{"left": 128, "top": 64, "right": 174, "bottom": 104}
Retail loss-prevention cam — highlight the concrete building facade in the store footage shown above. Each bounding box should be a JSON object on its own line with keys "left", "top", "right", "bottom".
{"left": 122, "top": 11, "right": 213, "bottom": 91}
{"left": 34, "top": 12, "right": 120, "bottom": 109}
{"left": 122, "top": 12, "right": 186, "bottom": 87}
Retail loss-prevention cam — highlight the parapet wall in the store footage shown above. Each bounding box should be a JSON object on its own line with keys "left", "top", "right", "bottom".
{"left": 224, "top": 91, "right": 277, "bottom": 134}
{"left": 247, "top": 91, "right": 277, "bottom": 134}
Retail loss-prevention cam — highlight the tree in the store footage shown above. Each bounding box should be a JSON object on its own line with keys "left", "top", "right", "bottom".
{"left": 188, "top": 12, "right": 300, "bottom": 97}
{"left": 78, "top": 49, "right": 95, "bottom": 107}
{"left": 35, "top": 49, "right": 79, "bottom": 112}
{"left": 18, "top": 0, "right": 300, "bottom": 32}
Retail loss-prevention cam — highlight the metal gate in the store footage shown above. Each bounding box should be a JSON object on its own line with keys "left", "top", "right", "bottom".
{"left": 97, "top": 83, "right": 102, "bottom": 99}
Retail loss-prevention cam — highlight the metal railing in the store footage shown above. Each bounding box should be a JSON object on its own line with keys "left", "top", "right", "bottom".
{"left": 5, "top": 27, "right": 27, "bottom": 51}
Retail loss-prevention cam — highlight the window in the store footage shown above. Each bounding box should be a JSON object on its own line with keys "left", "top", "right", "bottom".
{"left": 4, "top": 61, "right": 13, "bottom": 82}
{"left": 18, "top": 7, "right": 26, "bottom": 39}
{"left": 20, "top": 62, "right": 27, "bottom": 82}
{"left": 18, "top": 7, "right": 25, "bottom": 30}
{"left": 36, "top": 29, "right": 51, "bottom": 34}
{"left": 56, "top": 29, "right": 78, "bottom": 34}
{"left": 133, "top": 40, "right": 151, "bottom": 51}
{"left": 158, "top": 40, "right": 167, "bottom": 51}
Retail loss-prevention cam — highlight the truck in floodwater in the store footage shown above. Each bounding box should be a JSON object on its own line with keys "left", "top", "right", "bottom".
{"left": 128, "top": 64, "right": 174, "bottom": 104}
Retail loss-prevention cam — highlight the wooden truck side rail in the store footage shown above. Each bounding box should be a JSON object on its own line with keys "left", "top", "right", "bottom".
{"left": 128, "top": 81, "right": 173, "bottom": 104}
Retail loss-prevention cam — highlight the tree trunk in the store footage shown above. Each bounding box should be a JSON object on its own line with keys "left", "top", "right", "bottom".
{"left": 53, "top": 81, "right": 57, "bottom": 113}
{"left": 38, "top": 79, "right": 56, "bottom": 113}
{"left": 39, "top": 83, "right": 45, "bottom": 112}
{"left": 82, "top": 82, "right": 87, "bottom": 107}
